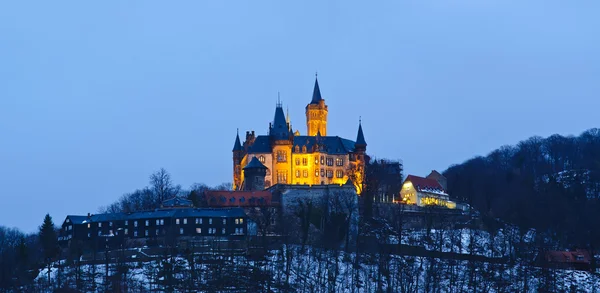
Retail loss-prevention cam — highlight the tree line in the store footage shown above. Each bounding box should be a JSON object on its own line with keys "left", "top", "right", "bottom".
{"left": 444, "top": 128, "right": 600, "bottom": 259}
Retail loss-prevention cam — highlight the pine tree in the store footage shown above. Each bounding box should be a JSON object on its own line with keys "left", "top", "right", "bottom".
{"left": 39, "top": 213, "right": 58, "bottom": 287}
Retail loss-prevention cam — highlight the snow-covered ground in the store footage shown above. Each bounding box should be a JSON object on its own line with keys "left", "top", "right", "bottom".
{"left": 34, "top": 244, "right": 599, "bottom": 293}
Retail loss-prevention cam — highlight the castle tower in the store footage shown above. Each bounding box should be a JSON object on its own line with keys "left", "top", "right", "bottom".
{"left": 353, "top": 119, "right": 368, "bottom": 194}
{"left": 232, "top": 129, "right": 244, "bottom": 190}
{"left": 270, "top": 102, "right": 293, "bottom": 184}
{"left": 306, "top": 75, "right": 328, "bottom": 136}
{"left": 243, "top": 157, "right": 267, "bottom": 191}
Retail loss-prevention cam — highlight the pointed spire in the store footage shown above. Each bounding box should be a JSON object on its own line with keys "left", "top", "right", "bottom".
{"left": 310, "top": 74, "right": 323, "bottom": 104}
{"left": 356, "top": 118, "right": 367, "bottom": 147}
{"left": 232, "top": 129, "right": 243, "bottom": 151}
{"left": 271, "top": 101, "right": 291, "bottom": 140}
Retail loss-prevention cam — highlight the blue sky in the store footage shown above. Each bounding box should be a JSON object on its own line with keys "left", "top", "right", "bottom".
{"left": 1, "top": 0, "right": 599, "bottom": 232}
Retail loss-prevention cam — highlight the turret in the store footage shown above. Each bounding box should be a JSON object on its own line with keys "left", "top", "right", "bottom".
{"left": 306, "top": 75, "right": 328, "bottom": 136}
{"left": 243, "top": 157, "right": 268, "bottom": 191}
{"left": 232, "top": 129, "right": 244, "bottom": 190}
{"left": 355, "top": 119, "right": 367, "bottom": 153}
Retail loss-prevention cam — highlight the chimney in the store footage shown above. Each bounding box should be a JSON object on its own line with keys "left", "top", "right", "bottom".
{"left": 87, "top": 213, "right": 91, "bottom": 218}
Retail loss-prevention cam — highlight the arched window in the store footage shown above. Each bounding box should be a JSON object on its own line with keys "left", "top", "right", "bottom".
{"left": 302, "top": 146, "right": 307, "bottom": 153}
{"left": 259, "top": 155, "right": 265, "bottom": 163}
{"left": 295, "top": 146, "right": 300, "bottom": 153}
{"left": 230, "top": 197, "right": 236, "bottom": 203}
{"left": 240, "top": 197, "right": 246, "bottom": 203}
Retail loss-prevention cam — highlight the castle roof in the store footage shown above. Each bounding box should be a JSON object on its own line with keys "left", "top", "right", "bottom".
{"left": 270, "top": 105, "right": 291, "bottom": 140}
{"left": 247, "top": 135, "right": 356, "bottom": 155}
{"left": 310, "top": 77, "right": 323, "bottom": 104}
{"left": 356, "top": 121, "right": 367, "bottom": 146}
{"left": 243, "top": 156, "right": 267, "bottom": 170}
{"left": 232, "top": 130, "right": 243, "bottom": 151}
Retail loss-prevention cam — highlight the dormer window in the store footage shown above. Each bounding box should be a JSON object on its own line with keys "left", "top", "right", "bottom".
{"left": 259, "top": 155, "right": 266, "bottom": 163}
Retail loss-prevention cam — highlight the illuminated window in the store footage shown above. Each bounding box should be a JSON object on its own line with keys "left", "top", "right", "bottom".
{"left": 277, "top": 171, "right": 288, "bottom": 183}
{"left": 320, "top": 156, "right": 324, "bottom": 165}
{"left": 295, "top": 158, "right": 300, "bottom": 166}
{"left": 180, "top": 228, "right": 184, "bottom": 235}
{"left": 326, "top": 170, "right": 333, "bottom": 178}
{"left": 302, "top": 146, "right": 307, "bottom": 153}
{"left": 145, "top": 220, "right": 149, "bottom": 226}
{"left": 134, "top": 231, "right": 138, "bottom": 237}
{"left": 156, "top": 229, "right": 159, "bottom": 236}
{"left": 125, "top": 220, "right": 128, "bottom": 225}
{"left": 321, "top": 169, "right": 325, "bottom": 177}
{"left": 124, "top": 228, "right": 128, "bottom": 235}
{"left": 196, "top": 228, "right": 202, "bottom": 234}
{"left": 302, "top": 158, "right": 308, "bottom": 166}
{"left": 303, "top": 170, "right": 308, "bottom": 177}
{"left": 239, "top": 218, "right": 244, "bottom": 224}
{"left": 259, "top": 155, "right": 266, "bottom": 163}
{"left": 145, "top": 230, "right": 148, "bottom": 237}
{"left": 183, "top": 218, "right": 188, "bottom": 225}
{"left": 315, "top": 156, "right": 319, "bottom": 164}
{"left": 276, "top": 151, "right": 287, "bottom": 162}
{"left": 209, "top": 218, "right": 213, "bottom": 225}
{"left": 296, "top": 170, "right": 301, "bottom": 178}
{"left": 98, "top": 222, "right": 102, "bottom": 228}
{"left": 326, "top": 157, "right": 333, "bottom": 166}
{"left": 315, "top": 170, "right": 319, "bottom": 177}
{"left": 87, "top": 223, "right": 91, "bottom": 229}
{"left": 176, "top": 219, "right": 180, "bottom": 225}
{"left": 134, "top": 221, "right": 138, "bottom": 227}
{"left": 336, "top": 158, "right": 344, "bottom": 166}
{"left": 156, "top": 219, "right": 160, "bottom": 225}
{"left": 160, "top": 219, "right": 164, "bottom": 225}
{"left": 223, "top": 219, "right": 226, "bottom": 225}
{"left": 336, "top": 170, "right": 344, "bottom": 178}
{"left": 221, "top": 228, "right": 226, "bottom": 234}
{"left": 295, "top": 146, "right": 300, "bottom": 152}
{"left": 109, "top": 222, "right": 113, "bottom": 227}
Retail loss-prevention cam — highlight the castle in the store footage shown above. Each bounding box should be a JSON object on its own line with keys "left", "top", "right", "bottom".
{"left": 232, "top": 76, "right": 367, "bottom": 192}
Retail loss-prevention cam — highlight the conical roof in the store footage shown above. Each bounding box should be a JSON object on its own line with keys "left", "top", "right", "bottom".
{"left": 270, "top": 105, "right": 291, "bottom": 140}
{"left": 356, "top": 121, "right": 367, "bottom": 146}
{"left": 232, "top": 130, "right": 242, "bottom": 151}
{"left": 310, "top": 77, "right": 323, "bottom": 104}
{"left": 243, "top": 157, "right": 267, "bottom": 170}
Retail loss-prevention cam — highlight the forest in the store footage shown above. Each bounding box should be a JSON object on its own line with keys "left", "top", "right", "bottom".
{"left": 444, "top": 128, "right": 600, "bottom": 252}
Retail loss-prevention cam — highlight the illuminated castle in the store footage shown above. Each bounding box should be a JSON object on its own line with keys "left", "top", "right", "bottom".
{"left": 232, "top": 76, "right": 367, "bottom": 192}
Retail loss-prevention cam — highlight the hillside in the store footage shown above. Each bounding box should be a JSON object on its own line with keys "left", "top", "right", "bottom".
{"left": 443, "top": 128, "right": 600, "bottom": 249}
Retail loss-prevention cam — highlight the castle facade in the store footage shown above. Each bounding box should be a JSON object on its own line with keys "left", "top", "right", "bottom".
{"left": 232, "top": 77, "right": 367, "bottom": 192}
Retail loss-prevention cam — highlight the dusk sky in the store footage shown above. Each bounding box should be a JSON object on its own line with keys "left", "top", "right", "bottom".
{"left": 1, "top": 0, "right": 599, "bottom": 233}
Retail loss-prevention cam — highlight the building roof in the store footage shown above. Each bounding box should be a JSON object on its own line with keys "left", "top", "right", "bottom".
{"left": 247, "top": 135, "right": 356, "bottom": 155}
{"left": 356, "top": 121, "right": 367, "bottom": 146}
{"left": 310, "top": 77, "right": 323, "bottom": 104}
{"left": 161, "top": 196, "right": 194, "bottom": 208}
{"left": 232, "top": 130, "right": 243, "bottom": 151}
{"left": 544, "top": 249, "right": 591, "bottom": 264}
{"left": 405, "top": 175, "right": 447, "bottom": 195}
{"left": 204, "top": 190, "right": 274, "bottom": 207}
{"left": 270, "top": 106, "right": 291, "bottom": 140}
{"left": 243, "top": 156, "right": 267, "bottom": 170}
{"left": 65, "top": 208, "right": 247, "bottom": 225}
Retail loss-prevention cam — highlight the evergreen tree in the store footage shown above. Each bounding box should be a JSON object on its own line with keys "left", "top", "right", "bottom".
{"left": 38, "top": 213, "right": 58, "bottom": 287}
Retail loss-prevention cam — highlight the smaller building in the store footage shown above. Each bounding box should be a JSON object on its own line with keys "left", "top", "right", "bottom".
{"left": 400, "top": 173, "right": 458, "bottom": 209}
{"left": 58, "top": 197, "right": 249, "bottom": 250}
{"left": 537, "top": 249, "right": 592, "bottom": 271}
